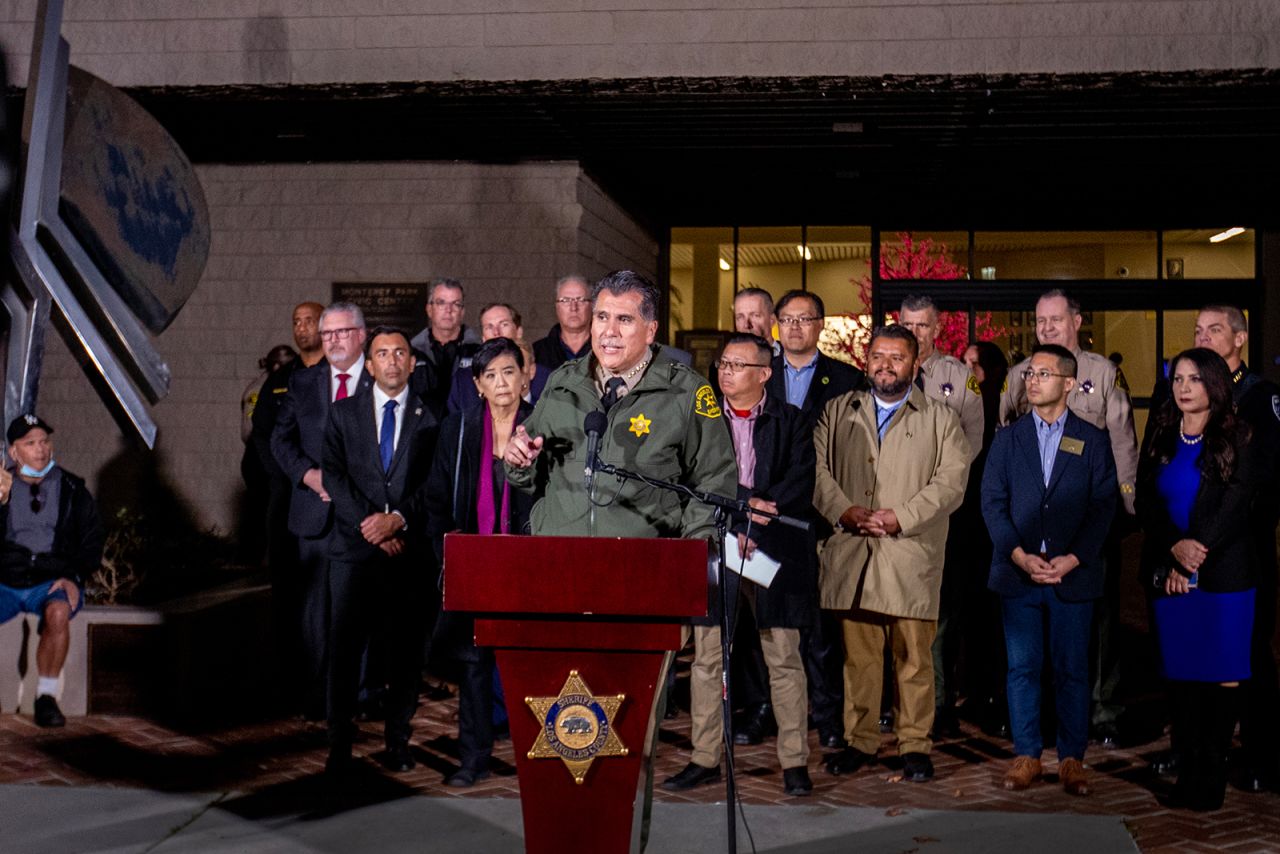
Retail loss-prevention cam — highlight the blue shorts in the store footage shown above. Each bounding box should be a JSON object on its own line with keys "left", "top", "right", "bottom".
{"left": 0, "top": 579, "right": 83, "bottom": 629}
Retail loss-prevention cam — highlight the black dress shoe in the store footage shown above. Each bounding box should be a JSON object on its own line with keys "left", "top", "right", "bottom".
{"left": 819, "top": 729, "right": 848, "bottom": 749}
{"left": 661, "top": 762, "right": 722, "bottom": 791}
{"left": 381, "top": 742, "right": 416, "bottom": 773}
{"left": 33, "top": 695, "right": 65, "bottom": 728}
{"left": 1150, "top": 749, "right": 1181, "bottom": 778}
{"left": 825, "top": 746, "right": 875, "bottom": 776}
{"left": 446, "top": 765, "right": 492, "bottom": 787}
{"left": 929, "top": 707, "right": 961, "bottom": 740}
{"left": 733, "top": 703, "right": 777, "bottom": 745}
{"left": 902, "top": 752, "right": 934, "bottom": 782}
{"left": 325, "top": 743, "right": 354, "bottom": 776}
{"left": 1091, "top": 721, "right": 1120, "bottom": 748}
{"left": 782, "top": 766, "right": 813, "bottom": 796}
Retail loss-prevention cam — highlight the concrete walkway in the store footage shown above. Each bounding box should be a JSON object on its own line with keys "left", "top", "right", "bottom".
{"left": 1, "top": 783, "right": 1136, "bottom": 854}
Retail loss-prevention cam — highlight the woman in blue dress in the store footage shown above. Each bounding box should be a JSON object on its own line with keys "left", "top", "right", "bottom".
{"left": 1138, "top": 347, "right": 1259, "bottom": 811}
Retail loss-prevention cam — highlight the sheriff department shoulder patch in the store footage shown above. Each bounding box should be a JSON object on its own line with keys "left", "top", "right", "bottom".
{"left": 966, "top": 375, "right": 980, "bottom": 395}
{"left": 693, "top": 384, "right": 721, "bottom": 419}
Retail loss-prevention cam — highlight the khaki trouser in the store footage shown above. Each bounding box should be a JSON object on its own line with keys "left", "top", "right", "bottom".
{"left": 690, "top": 623, "right": 809, "bottom": 770}
{"left": 840, "top": 609, "right": 937, "bottom": 756}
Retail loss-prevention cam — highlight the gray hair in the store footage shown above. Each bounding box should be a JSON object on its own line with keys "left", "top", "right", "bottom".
{"left": 555, "top": 274, "right": 590, "bottom": 297}
{"left": 592, "top": 270, "right": 659, "bottom": 323}
{"left": 900, "top": 294, "right": 938, "bottom": 316}
{"left": 1038, "top": 288, "right": 1081, "bottom": 316}
{"left": 322, "top": 301, "right": 366, "bottom": 329}
{"left": 735, "top": 287, "right": 775, "bottom": 315}
{"left": 429, "top": 277, "right": 464, "bottom": 300}
{"left": 1200, "top": 304, "right": 1248, "bottom": 334}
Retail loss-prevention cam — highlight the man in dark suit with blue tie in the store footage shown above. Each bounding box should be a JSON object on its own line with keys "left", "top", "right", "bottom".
{"left": 982, "top": 343, "right": 1117, "bottom": 797}
{"left": 270, "top": 301, "right": 372, "bottom": 720}
{"left": 322, "top": 325, "right": 440, "bottom": 775}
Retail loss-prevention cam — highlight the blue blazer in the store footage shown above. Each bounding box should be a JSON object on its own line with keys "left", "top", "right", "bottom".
{"left": 982, "top": 410, "right": 1118, "bottom": 602}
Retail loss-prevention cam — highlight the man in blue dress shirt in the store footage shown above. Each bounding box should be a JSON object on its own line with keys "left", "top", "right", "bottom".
{"left": 981, "top": 343, "right": 1117, "bottom": 797}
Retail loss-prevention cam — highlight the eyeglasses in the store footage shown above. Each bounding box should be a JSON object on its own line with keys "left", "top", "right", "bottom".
{"left": 714, "top": 359, "right": 769, "bottom": 373}
{"left": 30, "top": 481, "right": 41, "bottom": 514}
{"left": 1022, "top": 368, "right": 1071, "bottom": 382}
{"left": 429, "top": 299, "right": 464, "bottom": 310}
{"left": 555, "top": 297, "right": 590, "bottom": 306}
{"left": 320, "top": 327, "right": 360, "bottom": 341}
{"left": 777, "top": 316, "right": 819, "bottom": 326}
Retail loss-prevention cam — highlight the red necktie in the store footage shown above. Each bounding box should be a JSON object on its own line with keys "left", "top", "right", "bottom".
{"left": 335, "top": 373, "right": 351, "bottom": 401}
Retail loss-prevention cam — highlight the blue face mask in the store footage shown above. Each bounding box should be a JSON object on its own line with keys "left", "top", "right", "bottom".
{"left": 20, "top": 459, "right": 55, "bottom": 479}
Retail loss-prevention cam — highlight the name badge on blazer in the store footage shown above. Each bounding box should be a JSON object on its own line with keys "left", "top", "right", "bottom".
{"left": 1059, "top": 436, "right": 1085, "bottom": 456}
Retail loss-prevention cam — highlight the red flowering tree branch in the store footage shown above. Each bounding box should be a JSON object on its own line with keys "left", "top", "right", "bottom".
{"left": 822, "top": 232, "right": 1008, "bottom": 368}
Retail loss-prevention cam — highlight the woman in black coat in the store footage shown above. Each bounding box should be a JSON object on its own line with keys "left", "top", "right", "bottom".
{"left": 426, "top": 338, "right": 533, "bottom": 787}
{"left": 1138, "top": 347, "right": 1258, "bottom": 811}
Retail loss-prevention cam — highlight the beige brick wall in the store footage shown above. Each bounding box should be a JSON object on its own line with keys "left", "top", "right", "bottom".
{"left": 34, "top": 160, "right": 656, "bottom": 534}
{"left": 3, "top": 1, "right": 1277, "bottom": 86}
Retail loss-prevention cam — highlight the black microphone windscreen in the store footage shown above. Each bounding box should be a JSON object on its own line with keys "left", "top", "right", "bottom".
{"left": 583, "top": 410, "right": 608, "bottom": 435}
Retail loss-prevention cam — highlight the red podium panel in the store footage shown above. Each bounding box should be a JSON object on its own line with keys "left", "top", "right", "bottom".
{"left": 443, "top": 534, "right": 707, "bottom": 854}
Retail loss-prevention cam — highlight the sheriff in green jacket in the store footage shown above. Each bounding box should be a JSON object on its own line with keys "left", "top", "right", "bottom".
{"left": 505, "top": 273, "right": 736, "bottom": 542}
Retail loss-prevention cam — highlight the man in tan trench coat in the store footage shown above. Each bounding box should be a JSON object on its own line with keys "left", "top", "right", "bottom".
{"left": 813, "top": 325, "right": 970, "bottom": 782}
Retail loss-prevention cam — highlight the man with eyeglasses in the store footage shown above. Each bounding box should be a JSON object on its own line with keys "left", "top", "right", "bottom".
{"left": 272, "top": 301, "right": 372, "bottom": 722}
{"left": 982, "top": 344, "right": 1117, "bottom": 797}
{"left": 0, "top": 415, "right": 104, "bottom": 728}
{"left": 999, "top": 288, "right": 1138, "bottom": 747}
{"left": 664, "top": 333, "right": 816, "bottom": 796}
{"left": 533, "top": 275, "right": 594, "bottom": 372}
{"left": 765, "top": 289, "right": 865, "bottom": 751}
{"left": 410, "top": 278, "right": 481, "bottom": 416}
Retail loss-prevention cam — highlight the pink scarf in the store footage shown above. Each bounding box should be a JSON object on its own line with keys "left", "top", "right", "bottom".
{"left": 476, "top": 408, "right": 511, "bottom": 535}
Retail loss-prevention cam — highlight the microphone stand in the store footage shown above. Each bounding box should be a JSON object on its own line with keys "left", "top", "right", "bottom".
{"left": 592, "top": 457, "right": 810, "bottom": 854}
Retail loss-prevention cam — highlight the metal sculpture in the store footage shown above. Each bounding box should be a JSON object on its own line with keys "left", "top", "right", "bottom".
{"left": 4, "top": 0, "right": 209, "bottom": 447}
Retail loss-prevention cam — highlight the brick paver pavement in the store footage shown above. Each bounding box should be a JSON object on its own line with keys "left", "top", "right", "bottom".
{"left": 2, "top": 686, "right": 1277, "bottom": 852}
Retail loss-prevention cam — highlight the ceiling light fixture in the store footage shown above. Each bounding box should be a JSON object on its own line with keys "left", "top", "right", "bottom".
{"left": 719, "top": 258, "right": 731, "bottom": 271}
{"left": 1209, "top": 227, "right": 1245, "bottom": 243}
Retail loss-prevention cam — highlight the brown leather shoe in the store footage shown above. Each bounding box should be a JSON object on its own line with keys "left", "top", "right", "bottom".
{"left": 1059, "top": 757, "right": 1090, "bottom": 796}
{"left": 1002, "top": 755, "right": 1043, "bottom": 790}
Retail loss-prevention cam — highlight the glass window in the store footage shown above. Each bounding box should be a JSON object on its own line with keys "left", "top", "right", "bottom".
{"left": 1161, "top": 228, "right": 1255, "bottom": 279}
{"left": 974, "top": 231, "right": 1157, "bottom": 280}
{"left": 736, "top": 227, "right": 805, "bottom": 324}
{"left": 669, "top": 227, "right": 734, "bottom": 335}
{"left": 805, "top": 226, "right": 872, "bottom": 317}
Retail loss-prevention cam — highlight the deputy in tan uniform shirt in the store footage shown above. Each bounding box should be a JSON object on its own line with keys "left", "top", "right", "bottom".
{"left": 900, "top": 296, "right": 984, "bottom": 463}
{"left": 999, "top": 290, "right": 1138, "bottom": 515}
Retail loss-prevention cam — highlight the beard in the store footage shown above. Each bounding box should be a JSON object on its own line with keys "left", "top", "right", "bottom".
{"left": 872, "top": 372, "right": 913, "bottom": 398}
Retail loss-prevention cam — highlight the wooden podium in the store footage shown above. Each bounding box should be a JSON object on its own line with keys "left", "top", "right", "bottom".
{"left": 443, "top": 533, "right": 708, "bottom": 854}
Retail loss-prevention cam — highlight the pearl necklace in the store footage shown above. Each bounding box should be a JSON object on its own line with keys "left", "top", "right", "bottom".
{"left": 1179, "top": 427, "right": 1203, "bottom": 446}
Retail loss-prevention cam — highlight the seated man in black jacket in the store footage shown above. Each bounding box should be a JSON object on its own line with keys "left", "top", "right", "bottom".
{"left": 0, "top": 415, "right": 104, "bottom": 727}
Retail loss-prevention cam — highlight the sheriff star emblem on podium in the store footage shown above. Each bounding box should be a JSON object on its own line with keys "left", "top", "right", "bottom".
{"left": 526, "top": 671, "right": 627, "bottom": 784}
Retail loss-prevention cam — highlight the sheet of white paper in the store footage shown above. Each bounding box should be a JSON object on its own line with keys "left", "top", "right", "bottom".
{"left": 725, "top": 536, "right": 781, "bottom": 588}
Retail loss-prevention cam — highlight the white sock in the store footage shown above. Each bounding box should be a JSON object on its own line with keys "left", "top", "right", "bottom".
{"left": 37, "top": 676, "right": 58, "bottom": 697}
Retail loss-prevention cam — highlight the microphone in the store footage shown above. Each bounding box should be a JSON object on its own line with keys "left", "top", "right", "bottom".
{"left": 583, "top": 410, "right": 607, "bottom": 491}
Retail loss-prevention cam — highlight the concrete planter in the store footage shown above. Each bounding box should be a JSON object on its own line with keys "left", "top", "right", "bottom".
{"left": 1, "top": 580, "right": 273, "bottom": 723}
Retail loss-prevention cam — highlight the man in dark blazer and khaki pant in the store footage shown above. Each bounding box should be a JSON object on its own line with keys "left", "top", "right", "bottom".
{"left": 322, "top": 325, "right": 439, "bottom": 774}
{"left": 982, "top": 343, "right": 1117, "bottom": 797}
